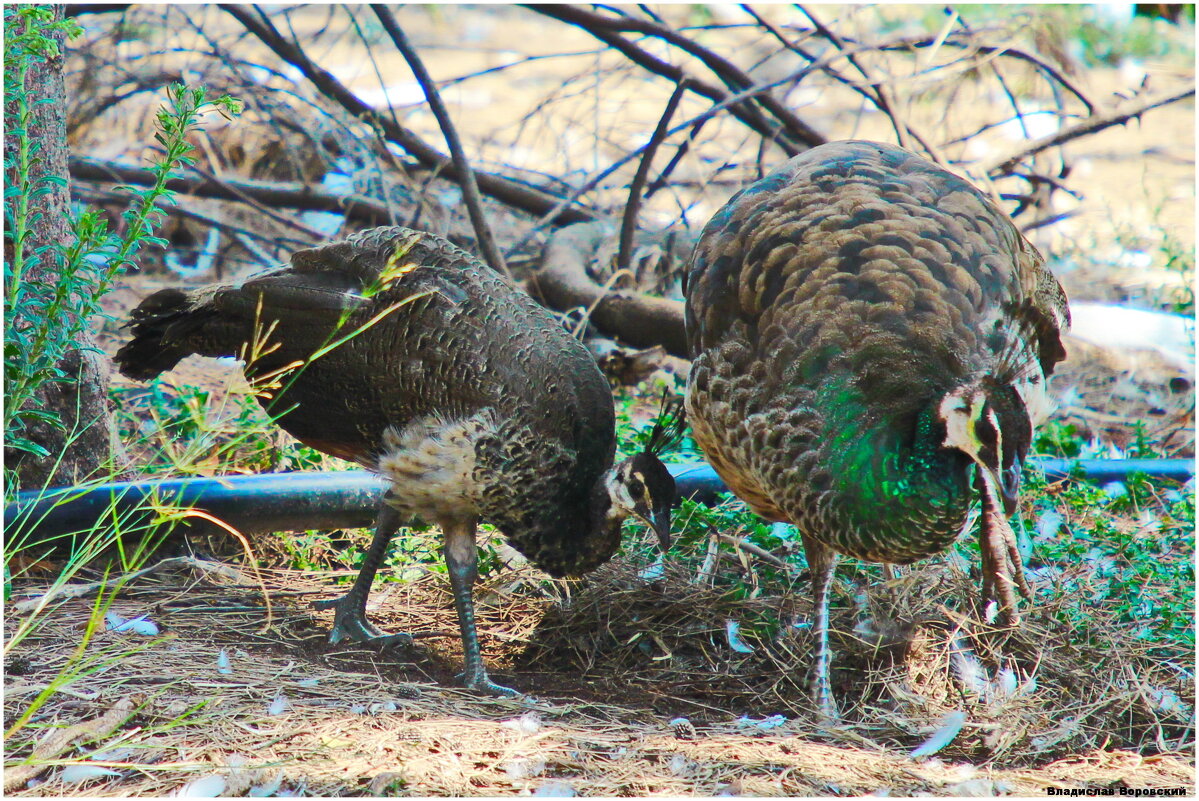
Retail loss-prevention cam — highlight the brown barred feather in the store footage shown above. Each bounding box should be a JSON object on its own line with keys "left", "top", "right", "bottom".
{"left": 685, "top": 140, "right": 1068, "bottom": 562}
{"left": 684, "top": 140, "right": 1069, "bottom": 716}
{"left": 116, "top": 227, "right": 624, "bottom": 576}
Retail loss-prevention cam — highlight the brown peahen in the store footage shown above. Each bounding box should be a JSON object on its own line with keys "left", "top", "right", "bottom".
{"left": 116, "top": 226, "right": 681, "bottom": 697}
{"left": 683, "top": 141, "right": 1069, "bottom": 718}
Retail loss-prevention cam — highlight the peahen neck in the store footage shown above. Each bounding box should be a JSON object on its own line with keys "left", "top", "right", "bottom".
{"left": 814, "top": 380, "right": 974, "bottom": 563}
{"left": 492, "top": 475, "right": 623, "bottom": 579}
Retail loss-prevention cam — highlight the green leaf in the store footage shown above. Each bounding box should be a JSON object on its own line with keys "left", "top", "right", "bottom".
{"left": 5, "top": 435, "right": 50, "bottom": 459}
{"left": 19, "top": 408, "right": 62, "bottom": 424}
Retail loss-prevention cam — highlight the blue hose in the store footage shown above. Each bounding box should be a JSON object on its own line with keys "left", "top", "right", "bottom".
{"left": 5, "top": 458, "right": 1192, "bottom": 540}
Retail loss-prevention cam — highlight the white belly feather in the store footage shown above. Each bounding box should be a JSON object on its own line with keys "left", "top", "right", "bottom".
{"left": 376, "top": 409, "right": 499, "bottom": 522}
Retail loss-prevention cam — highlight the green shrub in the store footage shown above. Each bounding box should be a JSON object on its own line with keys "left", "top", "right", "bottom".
{"left": 3, "top": 4, "right": 240, "bottom": 467}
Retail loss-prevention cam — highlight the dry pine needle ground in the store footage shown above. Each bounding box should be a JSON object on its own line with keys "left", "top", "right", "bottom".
{"left": 3, "top": 543, "right": 1193, "bottom": 797}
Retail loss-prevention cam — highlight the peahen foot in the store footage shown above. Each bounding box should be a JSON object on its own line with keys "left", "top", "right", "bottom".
{"left": 809, "top": 649, "right": 840, "bottom": 723}
{"left": 458, "top": 666, "right": 521, "bottom": 698}
{"left": 801, "top": 533, "right": 840, "bottom": 722}
{"left": 313, "top": 593, "right": 413, "bottom": 648}
{"left": 441, "top": 517, "right": 522, "bottom": 699}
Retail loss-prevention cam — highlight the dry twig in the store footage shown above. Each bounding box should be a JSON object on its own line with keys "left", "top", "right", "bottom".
{"left": 3, "top": 695, "right": 145, "bottom": 792}
{"left": 370, "top": 6, "right": 508, "bottom": 277}
{"left": 980, "top": 86, "right": 1197, "bottom": 176}
{"left": 12, "top": 556, "right": 241, "bottom": 615}
{"left": 716, "top": 532, "right": 797, "bottom": 574}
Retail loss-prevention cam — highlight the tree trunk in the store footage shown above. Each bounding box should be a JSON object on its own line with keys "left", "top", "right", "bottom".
{"left": 4, "top": 5, "right": 118, "bottom": 489}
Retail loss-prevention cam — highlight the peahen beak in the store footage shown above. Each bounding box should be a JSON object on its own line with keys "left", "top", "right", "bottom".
{"left": 651, "top": 507, "right": 672, "bottom": 551}
{"left": 979, "top": 462, "right": 1018, "bottom": 517}
{"left": 1000, "top": 461, "right": 1022, "bottom": 516}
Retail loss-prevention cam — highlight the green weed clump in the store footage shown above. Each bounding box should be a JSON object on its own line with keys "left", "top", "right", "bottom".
{"left": 112, "top": 383, "right": 330, "bottom": 476}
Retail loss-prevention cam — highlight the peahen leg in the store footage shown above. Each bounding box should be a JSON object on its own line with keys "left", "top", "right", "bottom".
{"left": 801, "top": 532, "right": 839, "bottom": 721}
{"left": 313, "top": 500, "right": 412, "bottom": 647}
{"left": 978, "top": 482, "right": 1031, "bottom": 626}
{"left": 440, "top": 517, "right": 519, "bottom": 697}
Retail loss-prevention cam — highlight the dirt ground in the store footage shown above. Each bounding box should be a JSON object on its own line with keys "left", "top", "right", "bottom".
{"left": 5, "top": 560, "right": 1194, "bottom": 797}
{"left": 5, "top": 5, "right": 1196, "bottom": 797}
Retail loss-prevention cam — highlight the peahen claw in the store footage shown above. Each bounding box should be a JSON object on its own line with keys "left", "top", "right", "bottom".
{"left": 313, "top": 594, "right": 413, "bottom": 648}
{"left": 459, "top": 668, "right": 521, "bottom": 698}
{"left": 979, "top": 497, "right": 1030, "bottom": 627}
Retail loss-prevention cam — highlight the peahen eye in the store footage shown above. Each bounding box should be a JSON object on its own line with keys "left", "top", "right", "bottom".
{"left": 629, "top": 481, "right": 644, "bottom": 499}
{"left": 976, "top": 415, "right": 999, "bottom": 452}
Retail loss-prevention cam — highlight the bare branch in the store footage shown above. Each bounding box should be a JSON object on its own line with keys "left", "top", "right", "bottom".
{"left": 617, "top": 79, "right": 687, "bottom": 273}
{"left": 980, "top": 86, "right": 1196, "bottom": 176}
{"left": 75, "top": 186, "right": 310, "bottom": 254}
{"left": 370, "top": 6, "right": 508, "bottom": 276}
{"left": 556, "top": 4, "right": 826, "bottom": 148}
{"left": 524, "top": 4, "right": 825, "bottom": 154}
{"left": 218, "top": 4, "right": 595, "bottom": 226}
{"left": 70, "top": 156, "right": 390, "bottom": 228}
{"left": 507, "top": 63, "right": 826, "bottom": 259}
{"left": 899, "top": 39, "right": 1098, "bottom": 115}
{"left": 797, "top": 5, "right": 943, "bottom": 163}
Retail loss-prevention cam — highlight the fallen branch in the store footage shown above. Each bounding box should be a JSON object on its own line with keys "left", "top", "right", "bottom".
{"left": 74, "top": 186, "right": 311, "bottom": 254}
{"left": 3, "top": 695, "right": 144, "bottom": 792}
{"left": 70, "top": 156, "right": 392, "bottom": 226}
{"left": 64, "top": 3, "right": 132, "bottom": 16}
{"left": 532, "top": 221, "right": 688, "bottom": 357}
{"left": 177, "top": 160, "right": 338, "bottom": 240}
{"left": 980, "top": 86, "right": 1196, "bottom": 176}
{"left": 220, "top": 4, "right": 595, "bottom": 226}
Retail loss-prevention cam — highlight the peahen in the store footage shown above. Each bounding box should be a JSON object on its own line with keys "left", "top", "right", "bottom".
{"left": 683, "top": 141, "right": 1069, "bottom": 718}
{"left": 116, "top": 226, "right": 682, "bottom": 696}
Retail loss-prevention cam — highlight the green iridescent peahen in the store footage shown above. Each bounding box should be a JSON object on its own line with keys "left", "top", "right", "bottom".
{"left": 683, "top": 141, "right": 1070, "bottom": 718}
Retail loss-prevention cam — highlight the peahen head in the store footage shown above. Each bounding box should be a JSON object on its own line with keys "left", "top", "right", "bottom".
{"left": 601, "top": 393, "right": 686, "bottom": 551}
{"left": 530, "top": 395, "right": 686, "bottom": 579}
{"left": 605, "top": 450, "right": 676, "bottom": 549}
{"left": 937, "top": 380, "right": 1032, "bottom": 515}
